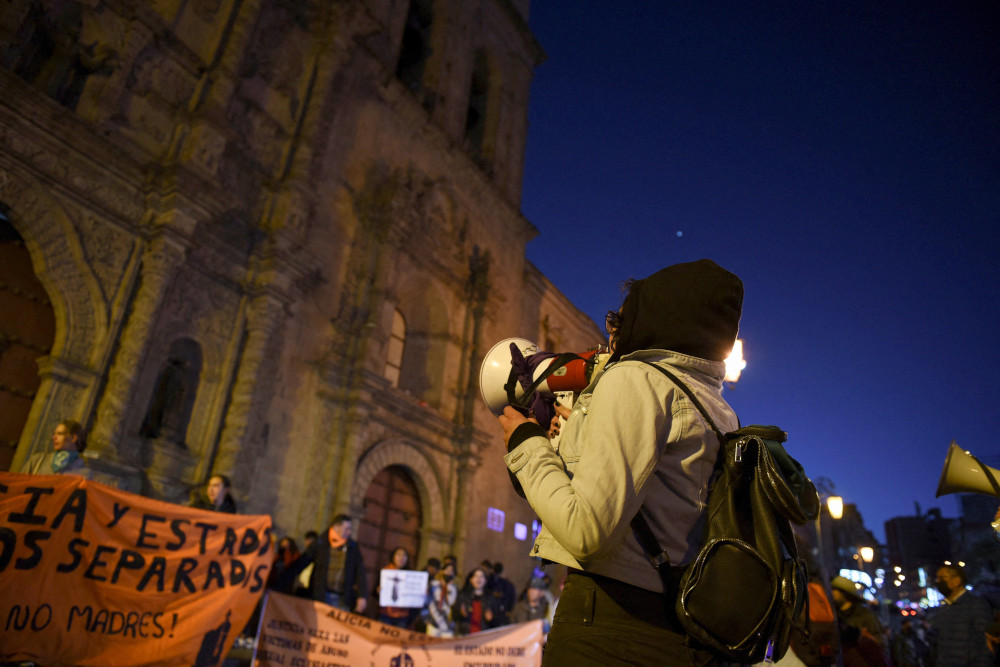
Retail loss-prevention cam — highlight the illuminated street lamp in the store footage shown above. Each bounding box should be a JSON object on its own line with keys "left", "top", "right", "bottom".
{"left": 855, "top": 545, "right": 889, "bottom": 622}
{"left": 724, "top": 339, "right": 746, "bottom": 385}
{"left": 815, "top": 494, "right": 844, "bottom": 574}
{"left": 827, "top": 496, "right": 844, "bottom": 520}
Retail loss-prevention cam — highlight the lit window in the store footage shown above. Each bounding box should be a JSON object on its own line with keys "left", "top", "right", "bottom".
{"left": 384, "top": 309, "right": 406, "bottom": 387}
{"left": 514, "top": 523, "right": 527, "bottom": 541}
{"left": 487, "top": 507, "right": 505, "bottom": 532}
{"left": 532, "top": 519, "right": 541, "bottom": 541}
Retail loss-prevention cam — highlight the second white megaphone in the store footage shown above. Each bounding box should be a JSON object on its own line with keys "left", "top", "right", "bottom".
{"left": 936, "top": 442, "right": 1000, "bottom": 498}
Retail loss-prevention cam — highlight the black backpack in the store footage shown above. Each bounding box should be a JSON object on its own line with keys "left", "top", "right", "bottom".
{"left": 632, "top": 364, "right": 820, "bottom": 664}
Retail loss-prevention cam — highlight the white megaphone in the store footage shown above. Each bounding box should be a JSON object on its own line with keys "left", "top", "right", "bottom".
{"left": 936, "top": 442, "right": 1000, "bottom": 498}
{"left": 479, "top": 338, "right": 609, "bottom": 417}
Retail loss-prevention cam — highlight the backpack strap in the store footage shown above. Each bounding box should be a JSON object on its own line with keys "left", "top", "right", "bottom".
{"left": 629, "top": 362, "right": 727, "bottom": 570}
{"left": 640, "top": 363, "right": 729, "bottom": 443}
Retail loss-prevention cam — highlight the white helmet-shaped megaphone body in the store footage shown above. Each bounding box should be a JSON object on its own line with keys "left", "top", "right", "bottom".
{"left": 479, "top": 338, "right": 609, "bottom": 417}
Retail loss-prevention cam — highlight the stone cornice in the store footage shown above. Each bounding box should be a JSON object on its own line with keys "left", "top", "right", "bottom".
{"left": 495, "top": 0, "right": 546, "bottom": 67}
{"left": 0, "top": 75, "right": 145, "bottom": 227}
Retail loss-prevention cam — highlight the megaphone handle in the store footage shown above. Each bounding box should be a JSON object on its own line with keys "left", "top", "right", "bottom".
{"left": 506, "top": 353, "right": 587, "bottom": 413}
{"left": 502, "top": 371, "right": 531, "bottom": 415}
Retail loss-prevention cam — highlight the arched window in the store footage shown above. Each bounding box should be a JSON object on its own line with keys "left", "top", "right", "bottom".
{"left": 384, "top": 309, "right": 406, "bottom": 387}
{"left": 395, "top": 0, "right": 433, "bottom": 93}
{"left": 139, "top": 338, "right": 202, "bottom": 447}
{"left": 464, "top": 50, "right": 490, "bottom": 159}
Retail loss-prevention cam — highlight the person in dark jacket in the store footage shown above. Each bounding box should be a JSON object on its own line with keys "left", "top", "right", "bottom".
{"left": 511, "top": 578, "right": 550, "bottom": 628}
{"left": 492, "top": 562, "right": 517, "bottom": 625}
{"left": 928, "top": 564, "right": 993, "bottom": 667}
{"left": 279, "top": 514, "right": 368, "bottom": 613}
{"left": 191, "top": 474, "right": 237, "bottom": 513}
{"left": 455, "top": 567, "right": 502, "bottom": 635}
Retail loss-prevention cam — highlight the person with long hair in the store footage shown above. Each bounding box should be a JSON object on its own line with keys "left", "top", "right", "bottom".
{"left": 268, "top": 537, "right": 300, "bottom": 594}
{"left": 455, "top": 567, "right": 502, "bottom": 635}
{"left": 20, "top": 420, "right": 92, "bottom": 478}
{"left": 377, "top": 547, "right": 413, "bottom": 628}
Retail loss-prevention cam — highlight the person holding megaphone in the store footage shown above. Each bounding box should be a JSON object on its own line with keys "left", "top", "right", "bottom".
{"left": 493, "top": 259, "right": 744, "bottom": 666}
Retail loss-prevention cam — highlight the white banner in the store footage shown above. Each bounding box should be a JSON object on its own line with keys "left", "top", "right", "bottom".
{"left": 254, "top": 591, "right": 543, "bottom": 667}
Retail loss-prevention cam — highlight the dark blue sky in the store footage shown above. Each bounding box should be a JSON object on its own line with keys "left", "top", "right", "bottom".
{"left": 519, "top": 2, "right": 1000, "bottom": 543}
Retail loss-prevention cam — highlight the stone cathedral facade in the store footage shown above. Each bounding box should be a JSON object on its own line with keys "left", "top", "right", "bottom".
{"left": 0, "top": 0, "right": 604, "bottom": 589}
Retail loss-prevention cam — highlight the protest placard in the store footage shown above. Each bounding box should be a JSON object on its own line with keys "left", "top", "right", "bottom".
{"left": 378, "top": 568, "right": 429, "bottom": 608}
{"left": 255, "top": 591, "right": 543, "bottom": 667}
{"left": 0, "top": 472, "right": 273, "bottom": 666}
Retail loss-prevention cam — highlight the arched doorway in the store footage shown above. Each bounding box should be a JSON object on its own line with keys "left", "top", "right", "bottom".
{"left": 0, "top": 215, "right": 55, "bottom": 471}
{"left": 357, "top": 464, "right": 422, "bottom": 610}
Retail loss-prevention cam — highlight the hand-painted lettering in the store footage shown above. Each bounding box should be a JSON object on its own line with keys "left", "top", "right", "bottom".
{"left": 136, "top": 514, "right": 167, "bottom": 549}
{"left": 15, "top": 530, "right": 52, "bottom": 569}
{"left": 7, "top": 486, "right": 55, "bottom": 525}
{"left": 50, "top": 489, "right": 87, "bottom": 532}
{"left": 107, "top": 502, "right": 130, "bottom": 528}
{"left": 165, "top": 518, "right": 189, "bottom": 551}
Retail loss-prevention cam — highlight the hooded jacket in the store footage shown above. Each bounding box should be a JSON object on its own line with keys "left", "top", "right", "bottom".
{"left": 607, "top": 258, "right": 743, "bottom": 365}
{"left": 504, "top": 259, "right": 743, "bottom": 592}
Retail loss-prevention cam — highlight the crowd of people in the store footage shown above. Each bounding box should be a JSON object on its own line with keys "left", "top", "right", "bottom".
{"left": 265, "top": 521, "right": 560, "bottom": 640}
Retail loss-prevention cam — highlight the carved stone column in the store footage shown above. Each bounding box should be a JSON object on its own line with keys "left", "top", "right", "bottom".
{"left": 87, "top": 234, "right": 186, "bottom": 461}
{"left": 211, "top": 291, "right": 285, "bottom": 478}
{"left": 10, "top": 356, "right": 99, "bottom": 472}
{"left": 451, "top": 449, "right": 481, "bottom": 571}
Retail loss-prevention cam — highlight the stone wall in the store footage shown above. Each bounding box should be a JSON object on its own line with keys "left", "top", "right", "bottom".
{"left": 0, "top": 0, "right": 602, "bottom": 588}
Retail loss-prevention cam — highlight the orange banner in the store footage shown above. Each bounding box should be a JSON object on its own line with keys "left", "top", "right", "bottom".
{"left": 255, "top": 591, "right": 544, "bottom": 667}
{"left": 0, "top": 472, "right": 272, "bottom": 667}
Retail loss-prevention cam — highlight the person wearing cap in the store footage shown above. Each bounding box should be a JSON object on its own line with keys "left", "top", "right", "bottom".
{"left": 830, "top": 576, "right": 889, "bottom": 660}
{"left": 512, "top": 578, "right": 551, "bottom": 629}
{"left": 498, "top": 259, "right": 744, "bottom": 664}
{"left": 928, "top": 564, "right": 992, "bottom": 667}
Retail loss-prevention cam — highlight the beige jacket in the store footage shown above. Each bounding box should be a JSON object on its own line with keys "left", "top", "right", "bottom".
{"left": 504, "top": 349, "right": 738, "bottom": 592}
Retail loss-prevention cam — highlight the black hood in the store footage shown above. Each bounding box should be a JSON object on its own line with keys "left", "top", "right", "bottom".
{"left": 606, "top": 259, "right": 743, "bottom": 364}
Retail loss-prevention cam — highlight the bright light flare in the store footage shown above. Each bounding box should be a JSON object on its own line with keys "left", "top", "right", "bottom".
{"left": 724, "top": 339, "right": 746, "bottom": 383}
{"left": 827, "top": 496, "right": 844, "bottom": 520}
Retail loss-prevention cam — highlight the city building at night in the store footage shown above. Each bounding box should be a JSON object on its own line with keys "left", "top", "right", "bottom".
{"left": 0, "top": 0, "right": 602, "bottom": 592}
